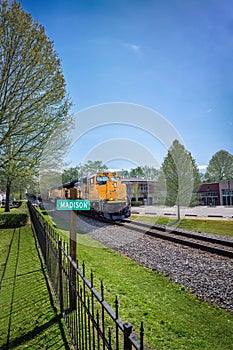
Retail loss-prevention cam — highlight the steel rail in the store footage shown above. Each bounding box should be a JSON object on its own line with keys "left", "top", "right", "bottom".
{"left": 121, "top": 219, "right": 233, "bottom": 259}
{"left": 77, "top": 211, "right": 233, "bottom": 258}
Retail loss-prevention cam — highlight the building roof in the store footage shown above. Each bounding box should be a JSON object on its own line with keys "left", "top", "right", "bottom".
{"left": 122, "top": 177, "right": 157, "bottom": 183}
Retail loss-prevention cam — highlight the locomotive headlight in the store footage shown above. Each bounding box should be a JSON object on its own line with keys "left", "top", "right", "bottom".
{"left": 114, "top": 183, "right": 117, "bottom": 188}
{"left": 110, "top": 197, "right": 113, "bottom": 200}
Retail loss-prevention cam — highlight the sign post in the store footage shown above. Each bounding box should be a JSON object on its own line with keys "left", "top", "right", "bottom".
{"left": 56, "top": 199, "right": 91, "bottom": 210}
{"left": 56, "top": 191, "right": 90, "bottom": 310}
{"left": 69, "top": 188, "right": 77, "bottom": 310}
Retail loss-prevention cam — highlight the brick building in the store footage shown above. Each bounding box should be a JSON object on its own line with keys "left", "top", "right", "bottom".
{"left": 198, "top": 180, "right": 233, "bottom": 206}
{"left": 122, "top": 178, "right": 233, "bottom": 206}
{"left": 122, "top": 178, "right": 157, "bottom": 205}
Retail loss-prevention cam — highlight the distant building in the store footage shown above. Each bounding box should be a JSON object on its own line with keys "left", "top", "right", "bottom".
{"left": 198, "top": 182, "right": 220, "bottom": 205}
{"left": 0, "top": 190, "right": 6, "bottom": 205}
{"left": 198, "top": 180, "right": 233, "bottom": 206}
{"left": 122, "top": 178, "right": 233, "bottom": 207}
{"left": 122, "top": 178, "right": 157, "bottom": 205}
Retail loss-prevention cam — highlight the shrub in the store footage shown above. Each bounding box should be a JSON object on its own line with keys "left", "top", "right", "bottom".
{"left": 131, "top": 201, "right": 143, "bottom": 206}
{"left": 0, "top": 201, "right": 28, "bottom": 228}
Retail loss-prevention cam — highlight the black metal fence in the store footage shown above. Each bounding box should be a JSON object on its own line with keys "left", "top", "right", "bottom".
{"left": 28, "top": 202, "right": 145, "bottom": 350}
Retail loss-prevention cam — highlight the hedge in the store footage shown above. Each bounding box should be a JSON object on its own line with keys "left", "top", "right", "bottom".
{"left": 0, "top": 201, "right": 28, "bottom": 228}
{"left": 131, "top": 201, "right": 143, "bottom": 206}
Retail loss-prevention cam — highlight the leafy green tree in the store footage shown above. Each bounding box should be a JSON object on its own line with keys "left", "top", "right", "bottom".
{"left": 60, "top": 161, "right": 108, "bottom": 185}
{"left": 130, "top": 166, "right": 144, "bottom": 178}
{"left": 0, "top": 0, "right": 71, "bottom": 211}
{"left": 199, "top": 171, "right": 206, "bottom": 183}
{"left": 133, "top": 183, "right": 139, "bottom": 202}
{"left": 62, "top": 166, "right": 80, "bottom": 183}
{"left": 159, "top": 140, "right": 201, "bottom": 221}
{"left": 0, "top": 167, "right": 37, "bottom": 200}
{"left": 38, "top": 122, "right": 74, "bottom": 198}
{"left": 118, "top": 169, "right": 130, "bottom": 178}
{"left": 127, "top": 166, "right": 159, "bottom": 180}
{"left": 205, "top": 150, "right": 233, "bottom": 182}
{"left": 140, "top": 165, "right": 159, "bottom": 180}
{"left": 80, "top": 160, "right": 108, "bottom": 177}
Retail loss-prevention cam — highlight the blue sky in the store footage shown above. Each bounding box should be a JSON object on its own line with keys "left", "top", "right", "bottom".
{"left": 20, "top": 0, "right": 233, "bottom": 170}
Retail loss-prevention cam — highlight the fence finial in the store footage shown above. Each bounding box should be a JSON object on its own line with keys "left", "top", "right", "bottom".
{"left": 101, "top": 280, "right": 104, "bottom": 300}
{"left": 123, "top": 322, "right": 133, "bottom": 350}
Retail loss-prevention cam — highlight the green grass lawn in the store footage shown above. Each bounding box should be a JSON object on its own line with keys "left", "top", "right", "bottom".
{"left": 74, "top": 232, "right": 233, "bottom": 350}
{"left": 11, "top": 207, "right": 232, "bottom": 349}
{"left": 0, "top": 225, "right": 72, "bottom": 349}
{"left": 48, "top": 211, "right": 233, "bottom": 350}
{"left": 131, "top": 215, "right": 233, "bottom": 238}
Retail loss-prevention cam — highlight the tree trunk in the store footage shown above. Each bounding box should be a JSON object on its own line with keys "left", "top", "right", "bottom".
{"left": 5, "top": 178, "right": 11, "bottom": 212}
{"left": 133, "top": 183, "right": 139, "bottom": 202}
{"left": 177, "top": 203, "right": 181, "bottom": 222}
{"left": 20, "top": 187, "right": 23, "bottom": 200}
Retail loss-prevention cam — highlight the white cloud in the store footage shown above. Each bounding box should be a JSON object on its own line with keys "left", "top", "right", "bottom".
{"left": 198, "top": 165, "right": 208, "bottom": 170}
{"left": 122, "top": 42, "right": 141, "bottom": 53}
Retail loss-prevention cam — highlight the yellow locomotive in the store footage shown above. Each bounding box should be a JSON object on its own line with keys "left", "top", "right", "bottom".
{"left": 49, "top": 172, "right": 131, "bottom": 220}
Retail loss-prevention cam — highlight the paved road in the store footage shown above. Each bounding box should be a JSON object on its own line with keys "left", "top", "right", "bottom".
{"left": 131, "top": 205, "right": 233, "bottom": 219}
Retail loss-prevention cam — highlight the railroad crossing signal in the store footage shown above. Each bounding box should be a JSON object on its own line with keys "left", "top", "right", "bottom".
{"left": 56, "top": 199, "right": 90, "bottom": 211}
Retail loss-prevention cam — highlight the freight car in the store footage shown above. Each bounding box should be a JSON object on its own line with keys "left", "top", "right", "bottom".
{"left": 49, "top": 172, "right": 131, "bottom": 220}
{"left": 48, "top": 180, "right": 80, "bottom": 201}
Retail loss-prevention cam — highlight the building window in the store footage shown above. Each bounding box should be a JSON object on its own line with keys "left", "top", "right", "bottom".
{"left": 200, "top": 191, "right": 219, "bottom": 205}
{"left": 222, "top": 189, "right": 233, "bottom": 206}
{"left": 139, "top": 184, "right": 148, "bottom": 193}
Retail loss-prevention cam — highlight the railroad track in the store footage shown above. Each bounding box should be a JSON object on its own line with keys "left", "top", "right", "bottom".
{"left": 77, "top": 212, "right": 233, "bottom": 258}
{"left": 119, "top": 219, "right": 233, "bottom": 259}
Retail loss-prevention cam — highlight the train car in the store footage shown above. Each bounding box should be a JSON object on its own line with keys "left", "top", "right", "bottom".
{"left": 49, "top": 172, "right": 131, "bottom": 220}
{"left": 79, "top": 172, "right": 131, "bottom": 220}
{"left": 48, "top": 185, "right": 67, "bottom": 202}
{"left": 48, "top": 180, "right": 81, "bottom": 201}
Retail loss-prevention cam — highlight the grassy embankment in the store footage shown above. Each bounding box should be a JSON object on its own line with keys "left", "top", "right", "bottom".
{"left": 49, "top": 210, "right": 233, "bottom": 350}
{"left": 0, "top": 208, "right": 72, "bottom": 349}
{"left": 2, "top": 203, "right": 231, "bottom": 349}
{"left": 131, "top": 214, "right": 233, "bottom": 238}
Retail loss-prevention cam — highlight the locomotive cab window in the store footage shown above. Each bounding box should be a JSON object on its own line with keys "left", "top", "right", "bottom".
{"left": 89, "top": 177, "right": 94, "bottom": 184}
{"left": 111, "top": 176, "right": 121, "bottom": 182}
{"left": 96, "top": 176, "right": 109, "bottom": 185}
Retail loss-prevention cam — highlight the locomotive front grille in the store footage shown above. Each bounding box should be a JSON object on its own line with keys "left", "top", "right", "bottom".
{"left": 103, "top": 201, "right": 128, "bottom": 213}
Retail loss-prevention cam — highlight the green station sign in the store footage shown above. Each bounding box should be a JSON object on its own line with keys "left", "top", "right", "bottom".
{"left": 56, "top": 199, "right": 90, "bottom": 211}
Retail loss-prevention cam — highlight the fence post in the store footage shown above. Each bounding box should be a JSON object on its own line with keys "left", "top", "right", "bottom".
{"left": 43, "top": 222, "right": 47, "bottom": 263}
{"left": 140, "top": 322, "right": 144, "bottom": 350}
{"left": 123, "top": 322, "right": 133, "bottom": 350}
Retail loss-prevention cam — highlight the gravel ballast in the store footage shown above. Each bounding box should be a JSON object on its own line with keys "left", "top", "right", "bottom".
{"left": 77, "top": 215, "right": 233, "bottom": 312}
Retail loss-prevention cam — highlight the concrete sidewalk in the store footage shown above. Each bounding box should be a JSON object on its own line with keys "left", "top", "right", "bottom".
{"left": 132, "top": 205, "right": 233, "bottom": 219}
